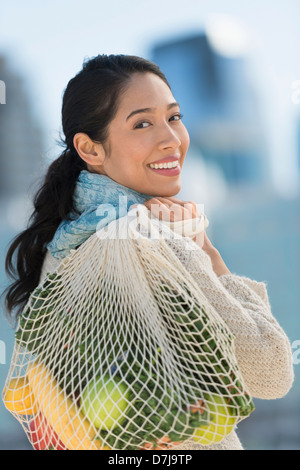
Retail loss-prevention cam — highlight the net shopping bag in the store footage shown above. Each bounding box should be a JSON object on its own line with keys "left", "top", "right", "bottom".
{"left": 3, "top": 205, "right": 255, "bottom": 450}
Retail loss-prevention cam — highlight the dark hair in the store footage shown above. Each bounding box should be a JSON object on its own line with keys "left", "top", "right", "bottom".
{"left": 3, "top": 54, "right": 171, "bottom": 323}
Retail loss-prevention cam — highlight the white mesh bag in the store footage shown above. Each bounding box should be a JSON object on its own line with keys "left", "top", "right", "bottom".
{"left": 3, "top": 205, "right": 255, "bottom": 450}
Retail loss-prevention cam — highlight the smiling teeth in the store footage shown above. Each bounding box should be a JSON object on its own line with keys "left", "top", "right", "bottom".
{"left": 149, "top": 160, "right": 179, "bottom": 169}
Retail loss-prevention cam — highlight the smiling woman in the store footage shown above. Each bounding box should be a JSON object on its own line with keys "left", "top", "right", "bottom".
{"left": 2, "top": 54, "right": 294, "bottom": 451}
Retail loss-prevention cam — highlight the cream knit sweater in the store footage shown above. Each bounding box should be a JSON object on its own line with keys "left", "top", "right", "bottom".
{"left": 39, "top": 236, "right": 294, "bottom": 451}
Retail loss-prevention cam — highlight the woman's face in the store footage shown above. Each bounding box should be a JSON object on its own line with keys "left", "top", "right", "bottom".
{"left": 92, "top": 72, "right": 190, "bottom": 196}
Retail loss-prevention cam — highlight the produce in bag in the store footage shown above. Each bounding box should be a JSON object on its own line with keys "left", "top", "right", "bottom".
{"left": 2, "top": 205, "right": 255, "bottom": 450}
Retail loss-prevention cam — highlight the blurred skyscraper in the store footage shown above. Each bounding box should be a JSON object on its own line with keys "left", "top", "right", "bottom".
{"left": 0, "top": 54, "right": 45, "bottom": 450}
{"left": 0, "top": 55, "right": 44, "bottom": 200}
{"left": 151, "top": 26, "right": 300, "bottom": 449}
{"left": 152, "top": 31, "right": 270, "bottom": 189}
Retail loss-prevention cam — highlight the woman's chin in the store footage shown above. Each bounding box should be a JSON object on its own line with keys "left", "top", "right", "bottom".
{"left": 157, "top": 181, "right": 181, "bottom": 197}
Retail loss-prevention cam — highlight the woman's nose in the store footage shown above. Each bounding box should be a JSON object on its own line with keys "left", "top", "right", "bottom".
{"left": 157, "top": 124, "right": 181, "bottom": 150}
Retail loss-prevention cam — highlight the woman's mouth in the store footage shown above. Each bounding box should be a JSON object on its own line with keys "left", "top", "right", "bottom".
{"left": 147, "top": 159, "right": 181, "bottom": 176}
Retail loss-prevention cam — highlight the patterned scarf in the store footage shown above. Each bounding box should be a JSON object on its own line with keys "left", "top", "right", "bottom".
{"left": 47, "top": 170, "right": 152, "bottom": 259}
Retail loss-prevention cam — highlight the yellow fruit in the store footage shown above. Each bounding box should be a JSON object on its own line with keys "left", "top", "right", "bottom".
{"left": 3, "top": 376, "right": 38, "bottom": 415}
{"left": 94, "top": 441, "right": 111, "bottom": 450}
{"left": 192, "top": 393, "right": 237, "bottom": 445}
{"left": 27, "top": 362, "right": 103, "bottom": 450}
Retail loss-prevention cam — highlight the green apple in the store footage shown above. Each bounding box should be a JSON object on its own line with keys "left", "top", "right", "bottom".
{"left": 80, "top": 375, "right": 130, "bottom": 430}
{"left": 192, "top": 393, "right": 237, "bottom": 445}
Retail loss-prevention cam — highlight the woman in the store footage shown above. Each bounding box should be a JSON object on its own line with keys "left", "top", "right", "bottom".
{"left": 4, "top": 54, "right": 294, "bottom": 450}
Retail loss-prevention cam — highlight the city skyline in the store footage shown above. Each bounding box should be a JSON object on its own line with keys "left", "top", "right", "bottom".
{"left": 1, "top": 1, "right": 300, "bottom": 197}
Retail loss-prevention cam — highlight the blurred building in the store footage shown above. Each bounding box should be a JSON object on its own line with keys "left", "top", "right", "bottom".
{"left": 0, "top": 55, "right": 44, "bottom": 200}
{"left": 210, "top": 190, "right": 300, "bottom": 449}
{"left": 151, "top": 30, "right": 271, "bottom": 191}
{"left": 298, "top": 115, "right": 300, "bottom": 170}
{"left": 0, "top": 55, "right": 45, "bottom": 450}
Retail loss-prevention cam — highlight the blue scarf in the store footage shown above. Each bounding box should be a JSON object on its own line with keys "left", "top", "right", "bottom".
{"left": 47, "top": 170, "right": 153, "bottom": 259}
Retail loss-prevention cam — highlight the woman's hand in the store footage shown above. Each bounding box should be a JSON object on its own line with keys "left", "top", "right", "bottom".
{"left": 141, "top": 196, "right": 231, "bottom": 277}
{"left": 142, "top": 196, "right": 205, "bottom": 248}
{"left": 143, "top": 196, "right": 200, "bottom": 222}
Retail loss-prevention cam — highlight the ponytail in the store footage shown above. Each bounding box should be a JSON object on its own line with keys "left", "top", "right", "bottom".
{"left": 3, "top": 150, "right": 86, "bottom": 322}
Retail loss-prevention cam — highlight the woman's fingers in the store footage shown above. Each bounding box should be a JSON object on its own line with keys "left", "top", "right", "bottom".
{"left": 144, "top": 197, "right": 181, "bottom": 221}
{"left": 144, "top": 196, "right": 201, "bottom": 222}
{"left": 160, "top": 197, "right": 201, "bottom": 219}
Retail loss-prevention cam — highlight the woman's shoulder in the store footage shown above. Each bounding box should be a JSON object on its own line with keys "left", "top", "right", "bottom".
{"left": 39, "top": 250, "right": 61, "bottom": 284}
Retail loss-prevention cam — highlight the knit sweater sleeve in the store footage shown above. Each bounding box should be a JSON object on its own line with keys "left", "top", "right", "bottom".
{"left": 169, "top": 240, "right": 295, "bottom": 400}
{"left": 217, "top": 272, "right": 294, "bottom": 399}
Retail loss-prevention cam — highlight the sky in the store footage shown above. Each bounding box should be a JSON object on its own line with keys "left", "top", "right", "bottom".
{"left": 1, "top": 0, "right": 300, "bottom": 195}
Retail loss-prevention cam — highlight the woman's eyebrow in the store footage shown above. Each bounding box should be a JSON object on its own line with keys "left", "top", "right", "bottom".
{"left": 126, "top": 101, "right": 180, "bottom": 121}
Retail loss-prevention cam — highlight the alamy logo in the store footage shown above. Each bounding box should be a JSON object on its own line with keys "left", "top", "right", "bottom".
{"left": 0, "top": 80, "right": 6, "bottom": 104}
{"left": 292, "top": 340, "right": 300, "bottom": 365}
{"left": 291, "top": 80, "right": 300, "bottom": 105}
{"left": 0, "top": 340, "right": 6, "bottom": 364}
{"left": 94, "top": 197, "right": 205, "bottom": 249}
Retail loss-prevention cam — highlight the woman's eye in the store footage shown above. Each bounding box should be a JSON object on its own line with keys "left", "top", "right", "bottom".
{"left": 134, "top": 113, "right": 183, "bottom": 129}
{"left": 135, "top": 121, "right": 151, "bottom": 129}
{"left": 170, "top": 113, "right": 184, "bottom": 122}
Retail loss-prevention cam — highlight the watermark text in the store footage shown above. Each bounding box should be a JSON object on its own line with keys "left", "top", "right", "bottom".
{"left": 292, "top": 340, "right": 300, "bottom": 365}
{"left": 0, "top": 340, "right": 6, "bottom": 365}
{"left": 291, "top": 80, "right": 300, "bottom": 104}
{"left": 0, "top": 80, "right": 6, "bottom": 104}
{"left": 95, "top": 196, "right": 206, "bottom": 248}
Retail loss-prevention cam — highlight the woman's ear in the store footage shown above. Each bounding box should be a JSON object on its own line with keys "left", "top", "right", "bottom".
{"left": 73, "top": 133, "right": 106, "bottom": 166}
